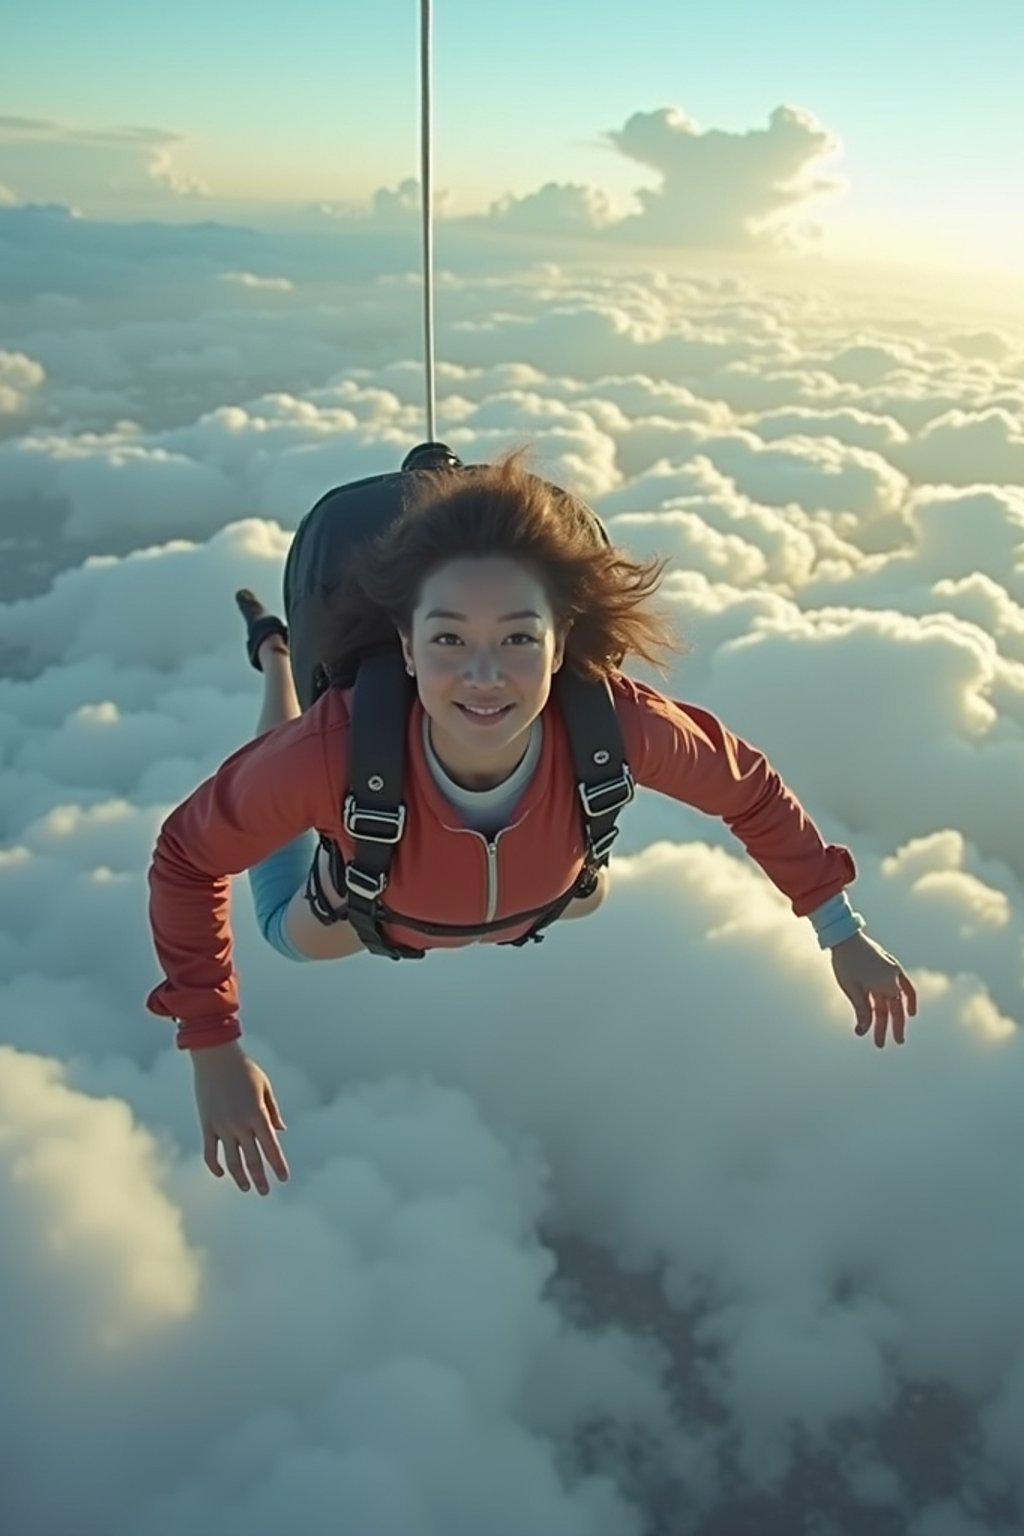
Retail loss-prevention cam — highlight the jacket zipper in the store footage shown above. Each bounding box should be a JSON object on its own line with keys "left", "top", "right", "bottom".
{"left": 483, "top": 836, "right": 499, "bottom": 922}
{"left": 443, "top": 820, "right": 524, "bottom": 926}
{"left": 463, "top": 829, "right": 502, "bottom": 923}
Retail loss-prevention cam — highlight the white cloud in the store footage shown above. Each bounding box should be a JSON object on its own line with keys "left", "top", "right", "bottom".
{"left": 750, "top": 405, "right": 910, "bottom": 456}
{"left": 481, "top": 104, "right": 845, "bottom": 253}
{"left": 897, "top": 407, "right": 1024, "bottom": 486}
{"left": 485, "top": 182, "right": 617, "bottom": 236}
{"left": 219, "top": 272, "right": 295, "bottom": 293}
{"left": 0, "top": 1047, "right": 200, "bottom": 1335}
{"left": 699, "top": 609, "right": 1024, "bottom": 901}
{"left": 700, "top": 429, "right": 909, "bottom": 523}
{"left": 370, "top": 177, "right": 456, "bottom": 225}
{"left": 0, "top": 349, "right": 45, "bottom": 414}
{"left": 0, "top": 520, "right": 293, "bottom": 677}
{"left": 1, "top": 223, "right": 1023, "bottom": 1533}
{"left": 0, "top": 1049, "right": 667, "bottom": 1536}
{"left": 146, "top": 148, "right": 208, "bottom": 199}
{"left": 930, "top": 574, "right": 1024, "bottom": 664}
{"left": 605, "top": 456, "right": 850, "bottom": 590}
{"left": 813, "top": 339, "right": 921, "bottom": 386}
{"left": 0, "top": 116, "right": 209, "bottom": 211}
{"left": 607, "top": 104, "right": 844, "bottom": 249}
{"left": 908, "top": 485, "right": 1024, "bottom": 598}
{"left": 946, "top": 329, "right": 1012, "bottom": 363}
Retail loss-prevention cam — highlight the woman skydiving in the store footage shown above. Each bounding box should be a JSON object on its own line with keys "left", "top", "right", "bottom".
{"left": 146, "top": 446, "right": 917, "bottom": 1197}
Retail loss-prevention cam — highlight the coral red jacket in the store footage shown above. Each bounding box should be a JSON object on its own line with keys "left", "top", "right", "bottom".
{"left": 147, "top": 673, "right": 855, "bottom": 1050}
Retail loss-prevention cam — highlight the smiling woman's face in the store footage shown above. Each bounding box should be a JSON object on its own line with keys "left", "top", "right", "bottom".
{"left": 399, "top": 555, "right": 565, "bottom": 790}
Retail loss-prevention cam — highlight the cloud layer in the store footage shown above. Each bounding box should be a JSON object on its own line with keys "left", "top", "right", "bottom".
{"left": 1, "top": 212, "right": 1023, "bottom": 1534}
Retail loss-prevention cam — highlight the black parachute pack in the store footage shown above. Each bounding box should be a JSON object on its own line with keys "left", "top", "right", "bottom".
{"left": 281, "top": 442, "right": 636, "bottom": 959}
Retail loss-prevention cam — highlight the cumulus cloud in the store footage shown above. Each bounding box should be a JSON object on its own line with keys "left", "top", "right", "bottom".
{"left": 484, "top": 182, "right": 618, "bottom": 237}
{"left": 358, "top": 178, "right": 456, "bottom": 226}
{"left": 0, "top": 1047, "right": 674, "bottom": 1536}
{"left": 1, "top": 217, "right": 1023, "bottom": 1534}
{"left": 0, "top": 349, "right": 45, "bottom": 414}
{"left": 309, "top": 197, "right": 448, "bottom": 230}
{"left": 947, "top": 330, "right": 1012, "bottom": 363}
{"left": 607, "top": 104, "right": 844, "bottom": 248}
{"left": 896, "top": 407, "right": 1024, "bottom": 486}
{"left": 0, "top": 115, "right": 208, "bottom": 212}
{"left": 146, "top": 148, "right": 209, "bottom": 199}
{"left": 476, "top": 104, "right": 845, "bottom": 253}
{"left": 750, "top": 405, "right": 910, "bottom": 456}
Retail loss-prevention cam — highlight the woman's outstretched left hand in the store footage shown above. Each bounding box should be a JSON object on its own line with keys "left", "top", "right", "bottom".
{"left": 830, "top": 931, "right": 918, "bottom": 1047}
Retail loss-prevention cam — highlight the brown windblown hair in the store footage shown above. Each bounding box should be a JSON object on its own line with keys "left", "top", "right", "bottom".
{"left": 322, "top": 448, "right": 687, "bottom": 683}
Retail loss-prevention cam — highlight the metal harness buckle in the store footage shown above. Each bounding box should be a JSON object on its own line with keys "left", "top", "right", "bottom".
{"left": 578, "top": 766, "right": 635, "bottom": 820}
{"left": 343, "top": 794, "right": 407, "bottom": 844}
{"left": 345, "top": 865, "right": 388, "bottom": 902}
{"left": 588, "top": 825, "right": 620, "bottom": 862}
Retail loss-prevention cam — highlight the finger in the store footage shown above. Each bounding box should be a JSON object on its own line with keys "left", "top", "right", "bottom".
{"left": 873, "top": 993, "right": 890, "bottom": 1049}
{"left": 203, "top": 1127, "right": 224, "bottom": 1178}
{"left": 264, "top": 1088, "right": 288, "bottom": 1134}
{"left": 255, "top": 1119, "right": 290, "bottom": 1184}
{"left": 899, "top": 971, "right": 918, "bottom": 1017}
{"left": 223, "top": 1138, "right": 251, "bottom": 1193}
{"left": 889, "top": 991, "right": 906, "bottom": 1045}
{"left": 239, "top": 1134, "right": 270, "bottom": 1196}
{"left": 853, "top": 989, "right": 872, "bottom": 1035}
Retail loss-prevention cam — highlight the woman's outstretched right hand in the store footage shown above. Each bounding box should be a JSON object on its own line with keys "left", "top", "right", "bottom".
{"left": 191, "top": 1041, "right": 289, "bottom": 1195}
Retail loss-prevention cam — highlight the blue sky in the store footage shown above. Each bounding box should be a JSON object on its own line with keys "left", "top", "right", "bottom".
{"left": 3, "top": 0, "right": 1023, "bottom": 272}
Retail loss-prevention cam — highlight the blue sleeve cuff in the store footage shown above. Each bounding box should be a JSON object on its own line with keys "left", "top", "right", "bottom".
{"left": 807, "top": 890, "right": 866, "bottom": 950}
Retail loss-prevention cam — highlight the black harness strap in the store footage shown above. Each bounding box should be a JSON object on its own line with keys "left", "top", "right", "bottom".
{"left": 341, "top": 648, "right": 425, "bottom": 960}
{"left": 498, "top": 669, "right": 634, "bottom": 947}
{"left": 304, "top": 833, "right": 347, "bottom": 926}
{"left": 554, "top": 669, "right": 634, "bottom": 865}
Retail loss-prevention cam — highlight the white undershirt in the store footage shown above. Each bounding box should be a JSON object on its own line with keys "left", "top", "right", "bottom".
{"left": 422, "top": 711, "right": 543, "bottom": 836}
